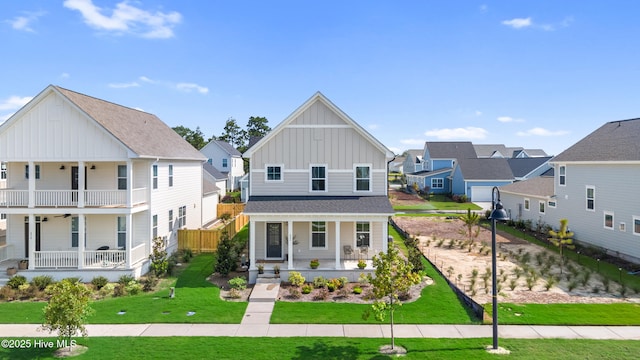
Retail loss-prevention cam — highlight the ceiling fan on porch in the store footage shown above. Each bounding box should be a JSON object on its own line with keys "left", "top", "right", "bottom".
{"left": 53, "top": 214, "right": 72, "bottom": 218}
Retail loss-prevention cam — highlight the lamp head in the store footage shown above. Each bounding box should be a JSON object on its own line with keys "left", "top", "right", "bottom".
{"left": 489, "top": 200, "right": 510, "bottom": 221}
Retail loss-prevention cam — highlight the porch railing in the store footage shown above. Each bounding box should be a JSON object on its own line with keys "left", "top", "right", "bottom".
{"left": 132, "top": 188, "right": 147, "bottom": 205}
{"left": 35, "top": 190, "right": 76, "bottom": 207}
{"left": 0, "top": 244, "right": 11, "bottom": 262}
{"left": 84, "top": 190, "right": 126, "bottom": 207}
{"left": 0, "top": 190, "right": 28, "bottom": 207}
{"left": 34, "top": 251, "right": 78, "bottom": 268}
{"left": 83, "top": 250, "right": 126, "bottom": 268}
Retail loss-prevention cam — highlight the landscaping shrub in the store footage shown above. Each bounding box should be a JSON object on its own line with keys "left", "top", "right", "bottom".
{"left": 125, "top": 281, "right": 142, "bottom": 295}
{"left": 288, "top": 271, "right": 305, "bottom": 287}
{"left": 113, "top": 284, "right": 126, "bottom": 297}
{"left": 141, "top": 275, "right": 158, "bottom": 292}
{"left": 118, "top": 275, "right": 135, "bottom": 285}
{"left": 301, "top": 284, "right": 313, "bottom": 294}
{"left": 149, "top": 237, "right": 169, "bottom": 277}
{"left": 63, "top": 277, "right": 82, "bottom": 284}
{"left": 228, "top": 276, "right": 247, "bottom": 290}
{"left": 91, "top": 276, "right": 109, "bottom": 290}
{"left": 99, "top": 283, "right": 115, "bottom": 298}
{"left": 0, "top": 285, "right": 16, "bottom": 300}
{"left": 31, "top": 275, "right": 55, "bottom": 291}
{"left": 313, "top": 288, "right": 329, "bottom": 301}
{"left": 313, "top": 276, "right": 327, "bottom": 288}
{"left": 215, "top": 230, "right": 237, "bottom": 277}
{"left": 7, "top": 275, "right": 27, "bottom": 289}
{"left": 287, "top": 287, "right": 301, "bottom": 299}
{"left": 353, "top": 286, "right": 363, "bottom": 295}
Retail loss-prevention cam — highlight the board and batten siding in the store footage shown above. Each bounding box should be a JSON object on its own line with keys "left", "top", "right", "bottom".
{"left": 0, "top": 92, "right": 128, "bottom": 161}
{"left": 553, "top": 163, "right": 640, "bottom": 261}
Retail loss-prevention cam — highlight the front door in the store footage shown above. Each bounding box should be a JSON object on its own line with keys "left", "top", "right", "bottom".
{"left": 71, "top": 166, "right": 87, "bottom": 203}
{"left": 24, "top": 217, "right": 42, "bottom": 257}
{"left": 266, "top": 223, "right": 282, "bottom": 258}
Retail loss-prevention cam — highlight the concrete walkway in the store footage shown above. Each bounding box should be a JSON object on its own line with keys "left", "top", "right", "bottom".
{"left": 0, "top": 323, "right": 638, "bottom": 339}
{"left": 241, "top": 279, "right": 280, "bottom": 325}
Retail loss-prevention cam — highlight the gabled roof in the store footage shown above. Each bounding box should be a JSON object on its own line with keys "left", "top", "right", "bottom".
{"left": 205, "top": 139, "right": 242, "bottom": 157}
{"left": 243, "top": 92, "right": 394, "bottom": 159}
{"left": 425, "top": 141, "right": 477, "bottom": 159}
{"left": 552, "top": 118, "right": 640, "bottom": 162}
{"left": 518, "top": 148, "right": 549, "bottom": 157}
{"left": 457, "top": 158, "right": 514, "bottom": 180}
{"left": 474, "top": 144, "right": 509, "bottom": 158}
{"left": 202, "top": 175, "right": 220, "bottom": 195}
{"left": 507, "top": 157, "right": 552, "bottom": 178}
{"left": 0, "top": 85, "right": 205, "bottom": 161}
{"left": 203, "top": 163, "right": 226, "bottom": 180}
{"left": 499, "top": 176, "right": 554, "bottom": 198}
{"left": 404, "top": 150, "right": 424, "bottom": 163}
{"left": 406, "top": 168, "right": 452, "bottom": 178}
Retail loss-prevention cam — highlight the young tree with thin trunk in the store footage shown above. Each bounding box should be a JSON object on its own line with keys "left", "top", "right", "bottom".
{"left": 460, "top": 208, "right": 480, "bottom": 244}
{"left": 548, "top": 218, "right": 575, "bottom": 274}
{"left": 363, "top": 243, "right": 421, "bottom": 351}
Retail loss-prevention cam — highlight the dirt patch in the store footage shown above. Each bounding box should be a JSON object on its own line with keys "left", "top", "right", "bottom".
{"left": 392, "top": 216, "right": 640, "bottom": 305}
{"left": 389, "top": 189, "right": 425, "bottom": 206}
{"left": 209, "top": 270, "right": 252, "bottom": 301}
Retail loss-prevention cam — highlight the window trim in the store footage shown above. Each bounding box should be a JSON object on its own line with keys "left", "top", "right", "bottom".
{"left": 152, "top": 214, "right": 158, "bottom": 239}
{"left": 310, "top": 164, "right": 327, "bottom": 192}
{"left": 222, "top": 158, "right": 228, "bottom": 168}
{"left": 354, "top": 164, "right": 372, "bottom": 192}
{"left": 117, "top": 165, "right": 127, "bottom": 190}
{"left": 524, "top": 198, "right": 530, "bottom": 211}
{"left": 310, "top": 221, "right": 327, "bottom": 249}
{"left": 168, "top": 209, "right": 174, "bottom": 232}
{"left": 538, "top": 200, "right": 545, "bottom": 214}
{"left": 634, "top": 216, "right": 640, "bottom": 236}
{"left": 431, "top": 178, "right": 444, "bottom": 189}
{"left": 168, "top": 164, "right": 173, "bottom": 187}
{"left": 152, "top": 164, "right": 158, "bottom": 190}
{"left": 586, "top": 185, "right": 595, "bottom": 211}
{"left": 25, "top": 164, "right": 41, "bottom": 180}
{"left": 117, "top": 216, "right": 126, "bottom": 249}
{"left": 548, "top": 200, "right": 557, "bottom": 208}
{"left": 265, "top": 164, "right": 284, "bottom": 182}
{"left": 619, "top": 222, "right": 626, "bottom": 232}
{"left": 558, "top": 165, "right": 566, "bottom": 186}
{"left": 603, "top": 211, "right": 614, "bottom": 230}
{"left": 356, "top": 221, "right": 370, "bottom": 247}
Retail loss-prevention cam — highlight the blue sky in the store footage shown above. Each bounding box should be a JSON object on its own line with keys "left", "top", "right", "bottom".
{"left": 1, "top": 1, "right": 639, "bottom": 156}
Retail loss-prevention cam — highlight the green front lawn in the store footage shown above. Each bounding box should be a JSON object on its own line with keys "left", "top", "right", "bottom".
{"left": 489, "top": 302, "right": 640, "bottom": 325}
{"left": 393, "top": 195, "right": 482, "bottom": 211}
{"left": 0, "top": 254, "right": 247, "bottom": 324}
{"left": 2, "top": 337, "right": 639, "bottom": 360}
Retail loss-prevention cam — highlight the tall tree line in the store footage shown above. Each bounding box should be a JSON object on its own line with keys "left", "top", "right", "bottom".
{"left": 172, "top": 116, "right": 270, "bottom": 152}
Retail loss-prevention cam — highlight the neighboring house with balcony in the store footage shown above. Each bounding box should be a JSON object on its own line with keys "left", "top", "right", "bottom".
{"left": 200, "top": 140, "right": 244, "bottom": 191}
{"left": 242, "top": 92, "right": 395, "bottom": 284}
{"left": 0, "top": 85, "right": 206, "bottom": 281}
{"left": 402, "top": 150, "right": 425, "bottom": 174}
{"left": 499, "top": 118, "right": 640, "bottom": 264}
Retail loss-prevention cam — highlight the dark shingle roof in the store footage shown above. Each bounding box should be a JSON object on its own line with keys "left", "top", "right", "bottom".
{"left": 244, "top": 196, "right": 394, "bottom": 215}
{"left": 203, "top": 175, "right": 219, "bottom": 195}
{"left": 426, "top": 142, "right": 477, "bottom": 159}
{"left": 552, "top": 118, "right": 640, "bottom": 162}
{"left": 499, "top": 177, "right": 554, "bottom": 198}
{"left": 203, "top": 163, "right": 226, "bottom": 179}
{"left": 507, "top": 157, "right": 552, "bottom": 177}
{"left": 457, "top": 158, "right": 514, "bottom": 180}
{"left": 54, "top": 86, "right": 206, "bottom": 161}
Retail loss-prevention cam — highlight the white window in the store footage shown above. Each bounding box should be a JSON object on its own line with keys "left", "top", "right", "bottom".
{"left": 117, "top": 165, "right": 127, "bottom": 190}
{"left": 152, "top": 214, "right": 158, "bottom": 239}
{"left": 25, "top": 164, "right": 40, "bottom": 179}
{"left": 356, "top": 222, "right": 370, "bottom": 247}
{"left": 355, "top": 165, "right": 371, "bottom": 191}
{"left": 431, "top": 178, "right": 444, "bottom": 189}
{"left": 222, "top": 158, "right": 228, "bottom": 168}
{"left": 0, "top": 214, "right": 5, "bottom": 220}
{"left": 559, "top": 165, "right": 566, "bottom": 186}
{"left": 71, "top": 217, "right": 86, "bottom": 248}
{"left": 168, "top": 165, "right": 173, "bottom": 187}
{"left": 634, "top": 217, "right": 640, "bottom": 236}
{"left": 1, "top": 162, "right": 6, "bottom": 179}
{"left": 619, "top": 222, "right": 626, "bottom": 232}
{"left": 548, "top": 200, "right": 556, "bottom": 208}
{"left": 524, "top": 198, "right": 530, "bottom": 211}
{"left": 266, "top": 165, "right": 282, "bottom": 181}
{"left": 117, "top": 216, "right": 126, "bottom": 249}
{"left": 539, "top": 201, "right": 545, "bottom": 214}
{"left": 311, "top": 221, "right": 326, "bottom": 248}
{"left": 604, "top": 212, "right": 614, "bottom": 230}
{"left": 178, "top": 205, "right": 186, "bottom": 228}
{"left": 152, "top": 165, "right": 158, "bottom": 189}
{"left": 586, "top": 186, "right": 595, "bottom": 211}
{"left": 169, "top": 210, "right": 173, "bottom": 232}
{"left": 311, "top": 165, "right": 326, "bottom": 191}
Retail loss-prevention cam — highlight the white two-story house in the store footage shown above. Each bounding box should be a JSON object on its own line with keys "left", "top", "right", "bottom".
{"left": 243, "top": 92, "right": 395, "bottom": 283}
{"left": 200, "top": 140, "right": 244, "bottom": 191}
{"left": 0, "top": 85, "right": 206, "bottom": 281}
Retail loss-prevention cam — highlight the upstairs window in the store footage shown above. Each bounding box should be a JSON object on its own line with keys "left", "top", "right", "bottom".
{"left": 559, "top": 165, "right": 566, "bottom": 186}
{"left": 178, "top": 205, "right": 186, "bottom": 228}
{"left": 152, "top": 214, "right": 158, "bottom": 239}
{"left": 311, "top": 166, "right": 326, "bottom": 191}
{"left": 266, "top": 165, "right": 282, "bottom": 181}
{"left": 586, "top": 186, "right": 595, "bottom": 211}
{"left": 355, "top": 165, "right": 371, "bottom": 191}
{"left": 152, "top": 165, "right": 158, "bottom": 189}
{"left": 117, "top": 165, "right": 127, "bottom": 190}
{"left": 222, "top": 158, "right": 228, "bottom": 168}
{"left": 25, "top": 165, "right": 40, "bottom": 179}
{"left": 168, "top": 165, "right": 174, "bottom": 187}
{"left": 168, "top": 209, "right": 173, "bottom": 232}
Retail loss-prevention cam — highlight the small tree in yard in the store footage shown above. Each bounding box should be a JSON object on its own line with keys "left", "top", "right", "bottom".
{"left": 459, "top": 208, "right": 480, "bottom": 244}
{"left": 149, "top": 236, "right": 168, "bottom": 277}
{"left": 548, "top": 219, "right": 575, "bottom": 275}
{"left": 215, "top": 230, "right": 237, "bottom": 277}
{"left": 364, "top": 243, "right": 421, "bottom": 352}
{"left": 41, "top": 279, "right": 93, "bottom": 352}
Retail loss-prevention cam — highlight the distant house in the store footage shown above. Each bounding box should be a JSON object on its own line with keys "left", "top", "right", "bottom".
{"left": 388, "top": 156, "right": 405, "bottom": 174}
{"left": 402, "top": 150, "right": 425, "bottom": 174}
{"left": 507, "top": 157, "right": 552, "bottom": 181}
{"left": 474, "top": 144, "right": 548, "bottom": 158}
{"left": 499, "top": 118, "right": 640, "bottom": 264}
{"left": 243, "top": 92, "right": 395, "bottom": 284}
{"left": 200, "top": 140, "right": 244, "bottom": 191}
{"left": 0, "top": 85, "right": 206, "bottom": 281}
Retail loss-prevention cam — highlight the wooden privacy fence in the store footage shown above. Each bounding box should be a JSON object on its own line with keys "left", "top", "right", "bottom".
{"left": 178, "top": 214, "right": 248, "bottom": 253}
{"left": 217, "top": 203, "right": 245, "bottom": 218}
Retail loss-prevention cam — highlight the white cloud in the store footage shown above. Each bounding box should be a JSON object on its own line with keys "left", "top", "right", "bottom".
{"left": 139, "top": 76, "right": 156, "bottom": 84}
{"left": 176, "top": 83, "right": 209, "bottom": 94}
{"left": 497, "top": 116, "right": 525, "bottom": 123}
{"left": 60, "top": 73, "right": 70, "bottom": 79}
{"left": 6, "top": 11, "right": 45, "bottom": 32}
{"left": 400, "top": 138, "right": 426, "bottom": 145}
{"left": 424, "top": 127, "right": 488, "bottom": 140}
{"left": 368, "top": 124, "right": 379, "bottom": 130}
{"left": 63, "top": 0, "right": 182, "bottom": 39}
{"left": 0, "top": 96, "right": 32, "bottom": 111}
{"left": 516, "top": 127, "right": 570, "bottom": 136}
{"left": 475, "top": 110, "right": 482, "bottom": 117}
{"left": 479, "top": 4, "right": 488, "bottom": 13}
{"left": 502, "top": 17, "right": 532, "bottom": 29}
{"left": 108, "top": 82, "right": 140, "bottom": 89}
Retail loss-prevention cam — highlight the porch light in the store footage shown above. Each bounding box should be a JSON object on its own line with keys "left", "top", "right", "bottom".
{"left": 90, "top": 164, "right": 96, "bottom": 170}
{"left": 59, "top": 165, "right": 65, "bottom": 170}
{"left": 488, "top": 186, "right": 509, "bottom": 351}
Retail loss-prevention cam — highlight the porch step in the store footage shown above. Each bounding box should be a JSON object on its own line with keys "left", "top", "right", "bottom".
{"left": 249, "top": 282, "right": 280, "bottom": 302}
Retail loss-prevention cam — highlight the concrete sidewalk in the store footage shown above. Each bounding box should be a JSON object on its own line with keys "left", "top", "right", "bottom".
{"left": 1, "top": 324, "right": 639, "bottom": 339}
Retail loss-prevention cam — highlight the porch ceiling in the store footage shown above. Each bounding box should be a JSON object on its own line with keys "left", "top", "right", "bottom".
{"left": 244, "top": 196, "right": 394, "bottom": 215}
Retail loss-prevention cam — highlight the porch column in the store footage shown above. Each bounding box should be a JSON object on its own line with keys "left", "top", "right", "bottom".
{"left": 287, "top": 220, "right": 293, "bottom": 269}
{"left": 28, "top": 214, "right": 35, "bottom": 269}
{"left": 335, "top": 221, "right": 341, "bottom": 269}
{"left": 78, "top": 161, "right": 85, "bottom": 208}
{"left": 28, "top": 161, "right": 35, "bottom": 208}
{"left": 126, "top": 160, "right": 133, "bottom": 207}
{"left": 78, "top": 215, "right": 85, "bottom": 269}
{"left": 126, "top": 213, "right": 132, "bottom": 268}
{"left": 249, "top": 219, "right": 256, "bottom": 270}
{"left": 382, "top": 219, "right": 389, "bottom": 252}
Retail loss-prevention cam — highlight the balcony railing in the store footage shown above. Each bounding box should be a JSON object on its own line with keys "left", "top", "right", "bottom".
{"left": 33, "top": 244, "right": 147, "bottom": 269}
{"left": 0, "top": 188, "right": 147, "bottom": 208}
{"left": 83, "top": 250, "right": 126, "bottom": 268}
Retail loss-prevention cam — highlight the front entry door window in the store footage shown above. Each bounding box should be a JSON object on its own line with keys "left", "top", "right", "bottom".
{"left": 266, "top": 223, "right": 282, "bottom": 258}
{"left": 24, "top": 216, "right": 42, "bottom": 257}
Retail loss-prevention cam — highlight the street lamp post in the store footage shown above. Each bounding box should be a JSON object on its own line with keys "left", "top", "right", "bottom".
{"left": 489, "top": 186, "right": 510, "bottom": 350}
